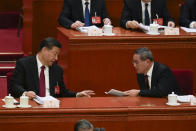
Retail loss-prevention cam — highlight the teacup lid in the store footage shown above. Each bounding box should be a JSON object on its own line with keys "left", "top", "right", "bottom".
{"left": 168, "top": 92, "right": 177, "bottom": 97}
{"left": 103, "top": 24, "right": 112, "bottom": 27}
{"left": 5, "top": 94, "right": 14, "bottom": 99}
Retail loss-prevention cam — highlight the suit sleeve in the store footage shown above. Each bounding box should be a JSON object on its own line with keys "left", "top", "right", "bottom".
{"left": 58, "top": 67, "right": 76, "bottom": 97}
{"left": 58, "top": 0, "right": 74, "bottom": 29}
{"left": 120, "top": 0, "right": 132, "bottom": 28}
{"left": 139, "top": 68, "right": 176, "bottom": 97}
{"left": 179, "top": 0, "right": 192, "bottom": 27}
{"left": 101, "top": 0, "right": 109, "bottom": 19}
{"left": 162, "top": 0, "right": 174, "bottom": 25}
{"left": 11, "top": 60, "right": 26, "bottom": 98}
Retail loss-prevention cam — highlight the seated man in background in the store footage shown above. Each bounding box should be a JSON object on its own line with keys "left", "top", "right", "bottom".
{"left": 124, "top": 47, "right": 182, "bottom": 97}
{"left": 120, "top": 0, "right": 175, "bottom": 29}
{"left": 11, "top": 37, "right": 95, "bottom": 98}
{"left": 58, "top": 0, "right": 111, "bottom": 29}
{"left": 179, "top": 0, "right": 196, "bottom": 28}
{"left": 74, "top": 119, "right": 94, "bottom": 131}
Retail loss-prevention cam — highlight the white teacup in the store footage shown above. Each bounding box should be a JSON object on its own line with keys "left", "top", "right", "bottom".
{"left": 168, "top": 92, "right": 177, "bottom": 105}
{"left": 103, "top": 24, "right": 113, "bottom": 34}
{"left": 149, "top": 23, "right": 159, "bottom": 34}
{"left": 19, "top": 94, "right": 29, "bottom": 107}
{"left": 4, "top": 94, "right": 14, "bottom": 108}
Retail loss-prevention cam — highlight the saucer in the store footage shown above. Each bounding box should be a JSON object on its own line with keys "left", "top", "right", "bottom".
{"left": 166, "top": 102, "right": 180, "bottom": 106}
{"left": 102, "top": 33, "right": 115, "bottom": 36}
{"left": 2, "top": 105, "right": 17, "bottom": 108}
{"left": 17, "top": 105, "right": 31, "bottom": 108}
{"left": 146, "top": 32, "right": 160, "bottom": 35}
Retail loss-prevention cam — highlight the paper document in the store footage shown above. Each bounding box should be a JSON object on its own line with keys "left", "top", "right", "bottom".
{"left": 77, "top": 25, "right": 99, "bottom": 33}
{"left": 181, "top": 27, "right": 196, "bottom": 33}
{"left": 105, "top": 89, "right": 128, "bottom": 96}
{"left": 177, "top": 95, "right": 195, "bottom": 103}
{"left": 33, "top": 95, "right": 44, "bottom": 104}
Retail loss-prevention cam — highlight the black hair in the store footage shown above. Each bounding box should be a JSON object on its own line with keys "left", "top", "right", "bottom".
{"left": 38, "top": 37, "right": 62, "bottom": 52}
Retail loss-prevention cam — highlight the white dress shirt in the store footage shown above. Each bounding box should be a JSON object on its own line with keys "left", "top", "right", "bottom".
{"left": 141, "top": 1, "right": 152, "bottom": 24}
{"left": 82, "top": 0, "right": 91, "bottom": 17}
{"left": 36, "top": 55, "right": 50, "bottom": 96}
{"left": 146, "top": 62, "right": 154, "bottom": 89}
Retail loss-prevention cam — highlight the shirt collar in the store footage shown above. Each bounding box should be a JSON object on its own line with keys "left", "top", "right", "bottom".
{"left": 36, "top": 55, "right": 49, "bottom": 69}
{"left": 141, "top": 0, "right": 151, "bottom": 6}
{"left": 147, "top": 62, "right": 154, "bottom": 77}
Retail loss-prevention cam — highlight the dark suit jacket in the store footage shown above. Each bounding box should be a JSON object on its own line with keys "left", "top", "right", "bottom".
{"left": 11, "top": 56, "right": 76, "bottom": 98}
{"left": 179, "top": 0, "right": 196, "bottom": 27}
{"left": 137, "top": 62, "right": 182, "bottom": 97}
{"left": 120, "top": 0, "right": 174, "bottom": 29}
{"left": 58, "top": 0, "right": 109, "bottom": 29}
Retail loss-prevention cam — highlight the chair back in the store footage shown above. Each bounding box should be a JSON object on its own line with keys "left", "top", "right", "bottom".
{"left": 172, "top": 69, "right": 193, "bottom": 95}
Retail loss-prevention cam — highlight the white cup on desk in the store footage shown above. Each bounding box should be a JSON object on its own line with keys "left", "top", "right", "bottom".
{"left": 167, "top": 92, "right": 178, "bottom": 105}
{"left": 19, "top": 94, "right": 30, "bottom": 108}
{"left": 149, "top": 23, "right": 159, "bottom": 34}
{"left": 103, "top": 24, "right": 113, "bottom": 34}
{"left": 4, "top": 94, "right": 15, "bottom": 108}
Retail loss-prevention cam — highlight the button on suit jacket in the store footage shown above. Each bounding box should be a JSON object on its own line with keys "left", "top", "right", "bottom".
{"left": 11, "top": 56, "right": 76, "bottom": 98}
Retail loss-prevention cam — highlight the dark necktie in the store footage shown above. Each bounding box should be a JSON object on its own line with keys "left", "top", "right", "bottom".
{"left": 144, "top": 75, "right": 150, "bottom": 89}
{"left": 84, "top": 2, "right": 90, "bottom": 26}
{"left": 145, "top": 3, "right": 150, "bottom": 25}
{"left": 39, "top": 65, "right": 45, "bottom": 97}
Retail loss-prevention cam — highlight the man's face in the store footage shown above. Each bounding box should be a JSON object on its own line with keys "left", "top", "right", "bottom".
{"left": 132, "top": 54, "right": 148, "bottom": 74}
{"left": 42, "top": 46, "right": 60, "bottom": 66}
{"left": 142, "top": 0, "right": 152, "bottom": 3}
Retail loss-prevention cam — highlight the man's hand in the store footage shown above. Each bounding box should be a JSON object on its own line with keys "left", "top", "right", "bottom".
{"left": 71, "top": 21, "right": 85, "bottom": 29}
{"left": 25, "top": 91, "right": 36, "bottom": 99}
{"left": 103, "top": 18, "right": 111, "bottom": 25}
{"left": 193, "top": 22, "right": 196, "bottom": 28}
{"left": 124, "top": 89, "right": 140, "bottom": 97}
{"left": 126, "top": 20, "right": 140, "bottom": 29}
{"left": 76, "top": 90, "right": 95, "bottom": 97}
{"left": 168, "top": 21, "right": 175, "bottom": 28}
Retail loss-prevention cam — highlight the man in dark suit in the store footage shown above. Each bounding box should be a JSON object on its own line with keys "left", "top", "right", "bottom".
{"left": 58, "top": 0, "right": 111, "bottom": 29}
{"left": 11, "top": 37, "right": 95, "bottom": 98}
{"left": 120, "top": 0, "right": 175, "bottom": 29}
{"left": 179, "top": 0, "right": 196, "bottom": 28}
{"left": 124, "top": 47, "right": 181, "bottom": 97}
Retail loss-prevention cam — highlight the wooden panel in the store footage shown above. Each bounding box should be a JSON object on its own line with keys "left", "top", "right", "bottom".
{"left": 0, "top": 0, "right": 22, "bottom": 12}
{"left": 57, "top": 27, "right": 196, "bottom": 97}
{"left": 1, "top": 97, "right": 196, "bottom": 131}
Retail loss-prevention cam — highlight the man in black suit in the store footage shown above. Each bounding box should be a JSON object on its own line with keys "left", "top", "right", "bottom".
{"left": 179, "top": 0, "right": 196, "bottom": 28}
{"left": 120, "top": 0, "right": 175, "bottom": 29}
{"left": 58, "top": 0, "right": 111, "bottom": 29}
{"left": 124, "top": 47, "right": 181, "bottom": 97}
{"left": 11, "top": 37, "right": 95, "bottom": 98}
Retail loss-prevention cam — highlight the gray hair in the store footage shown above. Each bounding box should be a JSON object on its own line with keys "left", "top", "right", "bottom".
{"left": 74, "top": 119, "right": 94, "bottom": 131}
{"left": 134, "top": 47, "right": 154, "bottom": 61}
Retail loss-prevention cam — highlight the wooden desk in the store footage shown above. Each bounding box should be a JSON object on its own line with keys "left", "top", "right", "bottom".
{"left": 0, "top": 97, "right": 196, "bottom": 131}
{"left": 57, "top": 27, "right": 196, "bottom": 96}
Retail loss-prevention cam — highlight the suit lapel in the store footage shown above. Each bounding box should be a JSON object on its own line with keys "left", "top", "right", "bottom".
{"left": 151, "top": 62, "right": 157, "bottom": 89}
{"left": 90, "top": 0, "right": 95, "bottom": 16}
{"left": 77, "top": 0, "right": 84, "bottom": 21}
{"left": 137, "top": 0, "right": 142, "bottom": 23}
{"left": 31, "top": 56, "right": 39, "bottom": 94}
{"left": 151, "top": 0, "right": 156, "bottom": 21}
{"left": 49, "top": 66, "right": 55, "bottom": 96}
